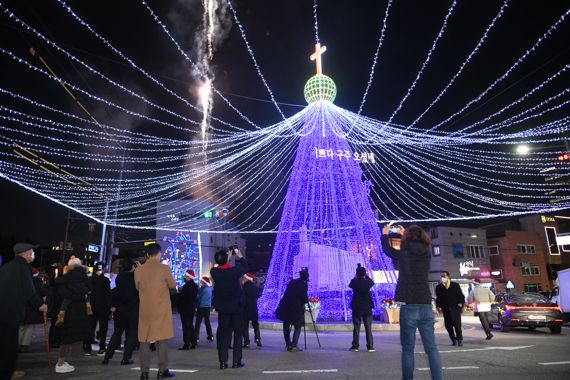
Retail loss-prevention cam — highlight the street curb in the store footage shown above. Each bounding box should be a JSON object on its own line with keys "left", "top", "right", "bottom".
{"left": 259, "top": 319, "right": 444, "bottom": 332}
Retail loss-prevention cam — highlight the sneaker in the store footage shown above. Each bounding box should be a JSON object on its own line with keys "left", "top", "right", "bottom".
{"left": 55, "top": 362, "right": 75, "bottom": 373}
{"left": 157, "top": 369, "right": 175, "bottom": 378}
{"left": 10, "top": 370, "right": 25, "bottom": 380}
{"left": 206, "top": 336, "right": 214, "bottom": 342}
{"left": 243, "top": 342, "right": 250, "bottom": 348}
{"left": 486, "top": 333, "right": 494, "bottom": 340}
{"left": 349, "top": 346, "right": 359, "bottom": 352}
{"left": 255, "top": 338, "right": 262, "bottom": 347}
{"left": 457, "top": 340, "right": 463, "bottom": 347}
{"left": 367, "top": 347, "right": 376, "bottom": 352}
{"left": 290, "top": 346, "right": 303, "bottom": 352}
{"left": 97, "top": 348, "right": 106, "bottom": 356}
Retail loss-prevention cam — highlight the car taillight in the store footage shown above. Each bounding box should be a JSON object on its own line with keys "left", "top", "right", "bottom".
{"left": 505, "top": 305, "right": 560, "bottom": 311}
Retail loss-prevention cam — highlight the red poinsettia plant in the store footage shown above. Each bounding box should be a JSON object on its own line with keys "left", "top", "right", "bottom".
{"left": 381, "top": 297, "right": 399, "bottom": 309}
{"left": 306, "top": 296, "right": 321, "bottom": 311}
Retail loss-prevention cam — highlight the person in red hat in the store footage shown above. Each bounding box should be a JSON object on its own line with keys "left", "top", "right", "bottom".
{"left": 194, "top": 277, "right": 213, "bottom": 344}
{"left": 242, "top": 273, "right": 262, "bottom": 348}
{"left": 177, "top": 269, "right": 199, "bottom": 350}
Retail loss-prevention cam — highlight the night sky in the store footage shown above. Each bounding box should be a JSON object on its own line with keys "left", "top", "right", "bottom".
{"left": 1, "top": 1, "right": 569, "bottom": 246}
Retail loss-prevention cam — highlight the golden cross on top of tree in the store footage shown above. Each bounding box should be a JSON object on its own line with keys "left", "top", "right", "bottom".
{"left": 310, "top": 43, "right": 327, "bottom": 75}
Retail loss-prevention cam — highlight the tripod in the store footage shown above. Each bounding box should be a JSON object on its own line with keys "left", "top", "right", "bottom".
{"left": 305, "top": 301, "right": 321, "bottom": 349}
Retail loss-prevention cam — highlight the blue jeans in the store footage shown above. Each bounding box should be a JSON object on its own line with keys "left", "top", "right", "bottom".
{"left": 400, "top": 304, "right": 442, "bottom": 380}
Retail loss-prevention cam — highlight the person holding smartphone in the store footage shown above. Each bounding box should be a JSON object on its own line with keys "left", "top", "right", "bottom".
{"left": 210, "top": 246, "right": 248, "bottom": 369}
{"left": 381, "top": 223, "right": 442, "bottom": 380}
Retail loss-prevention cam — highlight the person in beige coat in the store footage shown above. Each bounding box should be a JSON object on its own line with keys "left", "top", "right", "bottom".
{"left": 135, "top": 243, "right": 176, "bottom": 379}
{"left": 467, "top": 278, "right": 495, "bottom": 340}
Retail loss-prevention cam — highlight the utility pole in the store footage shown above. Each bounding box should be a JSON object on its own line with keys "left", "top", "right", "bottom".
{"left": 62, "top": 210, "right": 70, "bottom": 264}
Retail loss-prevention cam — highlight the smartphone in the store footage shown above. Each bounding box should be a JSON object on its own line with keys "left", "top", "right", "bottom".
{"left": 390, "top": 225, "right": 400, "bottom": 234}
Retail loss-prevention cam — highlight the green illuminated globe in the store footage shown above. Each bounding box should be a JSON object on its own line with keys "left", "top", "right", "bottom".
{"left": 304, "top": 74, "right": 337, "bottom": 103}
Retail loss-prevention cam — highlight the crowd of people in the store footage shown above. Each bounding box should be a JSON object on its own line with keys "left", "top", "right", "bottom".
{"left": 1, "top": 223, "right": 496, "bottom": 380}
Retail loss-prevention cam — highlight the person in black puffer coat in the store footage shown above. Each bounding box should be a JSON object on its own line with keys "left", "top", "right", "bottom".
{"left": 102, "top": 258, "right": 139, "bottom": 365}
{"left": 381, "top": 224, "right": 442, "bottom": 380}
{"left": 349, "top": 264, "right": 375, "bottom": 352}
{"left": 54, "top": 257, "right": 91, "bottom": 374}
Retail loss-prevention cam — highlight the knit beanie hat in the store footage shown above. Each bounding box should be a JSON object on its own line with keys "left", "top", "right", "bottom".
{"left": 68, "top": 256, "right": 82, "bottom": 268}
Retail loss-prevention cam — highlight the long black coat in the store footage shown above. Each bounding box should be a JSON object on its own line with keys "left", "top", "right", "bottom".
{"left": 211, "top": 258, "right": 248, "bottom": 313}
{"left": 177, "top": 280, "right": 199, "bottom": 315}
{"left": 349, "top": 276, "right": 374, "bottom": 317}
{"left": 243, "top": 282, "right": 260, "bottom": 320}
{"left": 23, "top": 276, "right": 49, "bottom": 325}
{"left": 48, "top": 276, "right": 63, "bottom": 319}
{"left": 111, "top": 271, "right": 139, "bottom": 322}
{"left": 435, "top": 282, "right": 465, "bottom": 322}
{"left": 275, "top": 278, "right": 308, "bottom": 326}
{"left": 56, "top": 267, "right": 91, "bottom": 345}
{"left": 0, "top": 256, "right": 43, "bottom": 325}
{"left": 89, "top": 273, "right": 111, "bottom": 313}
{"left": 381, "top": 236, "right": 432, "bottom": 304}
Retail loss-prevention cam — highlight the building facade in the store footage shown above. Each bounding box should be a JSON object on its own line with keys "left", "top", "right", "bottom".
{"left": 428, "top": 226, "right": 491, "bottom": 298}
{"left": 487, "top": 230, "right": 550, "bottom": 293}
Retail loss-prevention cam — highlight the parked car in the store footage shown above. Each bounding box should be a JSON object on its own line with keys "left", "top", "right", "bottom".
{"left": 488, "top": 293, "right": 564, "bottom": 334}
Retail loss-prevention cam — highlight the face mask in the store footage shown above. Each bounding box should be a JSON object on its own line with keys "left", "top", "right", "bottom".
{"left": 441, "top": 277, "right": 448, "bottom": 284}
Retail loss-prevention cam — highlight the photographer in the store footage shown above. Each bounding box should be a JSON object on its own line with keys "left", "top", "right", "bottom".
{"left": 349, "top": 264, "right": 375, "bottom": 352}
{"left": 381, "top": 224, "right": 442, "bottom": 380}
{"left": 275, "top": 268, "right": 309, "bottom": 352}
{"left": 210, "top": 246, "right": 248, "bottom": 369}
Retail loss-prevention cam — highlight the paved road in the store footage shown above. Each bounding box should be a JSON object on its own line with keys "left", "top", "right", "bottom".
{"left": 16, "top": 315, "right": 570, "bottom": 379}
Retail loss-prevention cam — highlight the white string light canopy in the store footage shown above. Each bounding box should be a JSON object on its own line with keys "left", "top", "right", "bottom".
{"left": 0, "top": 1, "right": 568, "bottom": 233}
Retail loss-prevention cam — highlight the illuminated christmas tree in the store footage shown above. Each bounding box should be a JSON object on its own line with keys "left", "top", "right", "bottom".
{"left": 258, "top": 44, "right": 397, "bottom": 321}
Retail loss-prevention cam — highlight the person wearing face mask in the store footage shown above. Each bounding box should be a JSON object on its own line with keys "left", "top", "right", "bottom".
{"left": 435, "top": 271, "right": 465, "bottom": 346}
